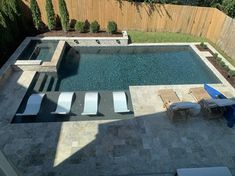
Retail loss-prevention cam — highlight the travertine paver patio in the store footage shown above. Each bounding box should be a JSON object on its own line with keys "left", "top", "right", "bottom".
{"left": 3, "top": 114, "right": 235, "bottom": 176}
{"left": 130, "top": 84, "right": 235, "bottom": 116}
{"left": 0, "top": 71, "right": 235, "bottom": 175}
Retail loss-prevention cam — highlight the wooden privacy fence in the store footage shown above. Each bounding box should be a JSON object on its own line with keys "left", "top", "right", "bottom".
{"left": 21, "top": 0, "right": 235, "bottom": 60}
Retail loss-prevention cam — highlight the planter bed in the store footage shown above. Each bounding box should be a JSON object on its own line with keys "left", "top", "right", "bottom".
{"left": 196, "top": 44, "right": 213, "bottom": 54}
{"left": 207, "top": 56, "right": 235, "bottom": 87}
{"left": 196, "top": 44, "right": 235, "bottom": 88}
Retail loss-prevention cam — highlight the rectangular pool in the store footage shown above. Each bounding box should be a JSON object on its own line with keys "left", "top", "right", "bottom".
{"left": 18, "top": 40, "right": 59, "bottom": 61}
{"left": 56, "top": 45, "right": 220, "bottom": 91}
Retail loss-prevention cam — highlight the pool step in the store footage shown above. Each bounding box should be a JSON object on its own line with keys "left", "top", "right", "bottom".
{"left": 42, "top": 75, "right": 54, "bottom": 92}
{"left": 51, "top": 78, "right": 58, "bottom": 91}
{"left": 33, "top": 73, "right": 47, "bottom": 92}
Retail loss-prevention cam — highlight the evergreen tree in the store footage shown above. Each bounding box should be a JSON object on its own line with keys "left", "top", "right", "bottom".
{"left": 45, "top": 0, "right": 56, "bottom": 30}
{"left": 0, "top": 0, "right": 25, "bottom": 66}
{"left": 222, "top": 0, "right": 235, "bottom": 17}
{"left": 58, "top": 0, "right": 69, "bottom": 32}
{"left": 30, "top": 0, "right": 41, "bottom": 30}
{"left": 0, "top": 0, "right": 21, "bottom": 49}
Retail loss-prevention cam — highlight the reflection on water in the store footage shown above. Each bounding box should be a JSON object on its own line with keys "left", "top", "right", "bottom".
{"left": 55, "top": 45, "right": 221, "bottom": 91}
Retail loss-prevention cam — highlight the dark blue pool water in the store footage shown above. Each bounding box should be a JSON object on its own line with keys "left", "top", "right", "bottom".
{"left": 18, "top": 40, "right": 58, "bottom": 61}
{"left": 57, "top": 45, "right": 220, "bottom": 91}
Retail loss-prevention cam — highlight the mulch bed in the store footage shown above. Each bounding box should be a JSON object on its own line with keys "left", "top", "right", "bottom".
{"left": 196, "top": 45, "right": 235, "bottom": 88}
{"left": 195, "top": 45, "right": 214, "bottom": 54}
{"left": 37, "top": 30, "right": 123, "bottom": 37}
{"left": 207, "top": 57, "right": 235, "bottom": 87}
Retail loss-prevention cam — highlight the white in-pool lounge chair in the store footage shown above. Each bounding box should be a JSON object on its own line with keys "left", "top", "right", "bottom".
{"left": 81, "top": 92, "right": 99, "bottom": 115}
{"left": 16, "top": 93, "right": 45, "bottom": 116}
{"left": 113, "top": 91, "right": 130, "bottom": 113}
{"left": 51, "top": 92, "right": 74, "bottom": 115}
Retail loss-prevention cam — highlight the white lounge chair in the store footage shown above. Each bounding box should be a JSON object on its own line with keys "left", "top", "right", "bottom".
{"left": 16, "top": 93, "right": 45, "bottom": 116}
{"left": 113, "top": 91, "right": 130, "bottom": 113}
{"left": 81, "top": 92, "right": 98, "bottom": 115}
{"left": 51, "top": 92, "right": 74, "bottom": 115}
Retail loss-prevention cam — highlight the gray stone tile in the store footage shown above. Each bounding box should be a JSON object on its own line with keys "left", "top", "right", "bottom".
{"left": 168, "top": 147, "right": 187, "bottom": 160}
{"left": 1, "top": 75, "right": 235, "bottom": 176}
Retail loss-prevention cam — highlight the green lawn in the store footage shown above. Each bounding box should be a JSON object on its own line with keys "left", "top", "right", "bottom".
{"left": 128, "top": 31, "right": 207, "bottom": 43}
{"left": 128, "top": 30, "right": 235, "bottom": 66}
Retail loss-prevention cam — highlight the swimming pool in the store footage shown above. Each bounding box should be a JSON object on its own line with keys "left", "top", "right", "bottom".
{"left": 18, "top": 40, "right": 59, "bottom": 61}
{"left": 54, "top": 45, "right": 220, "bottom": 91}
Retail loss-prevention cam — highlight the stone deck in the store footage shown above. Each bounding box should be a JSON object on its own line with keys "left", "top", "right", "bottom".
{"left": 0, "top": 71, "right": 235, "bottom": 176}
{"left": 0, "top": 41, "right": 235, "bottom": 176}
{"left": 2, "top": 112, "right": 235, "bottom": 176}
{"left": 130, "top": 84, "right": 235, "bottom": 117}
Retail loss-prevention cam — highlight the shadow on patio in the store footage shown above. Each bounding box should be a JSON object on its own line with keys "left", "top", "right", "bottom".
{"left": 1, "top": 71, "right": 235, "bottom": 176}
{"left": 23, "top": 112, "right": 235, "bottom": 176}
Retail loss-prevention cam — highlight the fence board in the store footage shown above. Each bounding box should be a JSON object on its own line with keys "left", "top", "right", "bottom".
{"left": 21, "top": 0, "right": 235, "bottom": 60}
{"left": 20, "top": 0, "right": 227, "bottom": 36}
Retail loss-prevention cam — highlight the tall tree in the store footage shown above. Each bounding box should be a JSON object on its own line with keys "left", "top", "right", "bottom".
{"left": 45, "top": 0, "right": 56, "bottom": 30}
{"left": 222, "top": 0, "right": 235, "bottom": 17}
{"left": 30, "top": 0, "right": 41, "bottom": 30}
{"left": 0, "top": 0, "right": 26, "bottom": 66}
{"left": 58, "top": 0, "right": 69, "bottom": 32}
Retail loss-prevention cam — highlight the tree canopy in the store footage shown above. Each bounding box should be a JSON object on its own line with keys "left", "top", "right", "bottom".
{"left": 30, "top": 0, "right": 41, "bottom": 30}
{"left": 58, "top": 0, "right": 69, "bottom": 32}
{"left": 123, "top": 0, "right": 235, "bottom": 17}
{"left": 0, "top": 0, "right": 26, "bottom": 66}
{"left": 45, "top": 0, "right": 56, "bottom": 30}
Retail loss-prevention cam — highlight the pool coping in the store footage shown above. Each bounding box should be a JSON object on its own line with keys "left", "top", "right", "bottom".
{"left": 28, "top": 30, "right": 129, "bottom": 46}
{"left": 1, "top": 39, "right": 235, "bottom": 96}
{"left": 28, "top": 31, "right": 128, "bottom": 40}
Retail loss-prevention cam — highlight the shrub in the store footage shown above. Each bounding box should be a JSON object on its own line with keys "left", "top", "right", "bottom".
{"left": 228, "top": 70, "right": 235, "bottom": 77}
{"left": 200, "top": 42, "right": 207, "bottom": 49}
{"left": 58, "top": 0, "right": 69, "bottom": 32}
{"left": 224, "top": 65, "right": 230, "bottom": 71}
{"left": 0, "top": 0, "right": 27, "bottom": 66}
{"left": 212, "top": 53, "right": 218, "bottom": 59}
{"left": 90, "top": 20, "right": 100, "bottom": 33}
{"left": 70, "top": 19, "right": 76, "bottom": 29}
{"left": 45, "top": 0, "right": 56, "bottom": 30}
{"left": 75, "top": 21, "right": 86, "bottom": 33}
{"left": 222, "top": 0, "right": 235, "bottom": 18}
{"left": 219, "top": 61, "right": 226, "bottom": 67}
{"left": 84, "top": 20, "right": 90, "bottom": 31}
{"left": 215, "top": 57, "right": 222, "bottom": 63}
{"left": 107, "top": 21, "right": 117, "bottom": 34}
{"left": 170, "top": 0, "right": 183, "bottom": 4}
{"left": 30, "top": 0, "right": 41, "bottom": 30}
{"left": 55, "top": 15, "right": 61, "bottom": 28}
